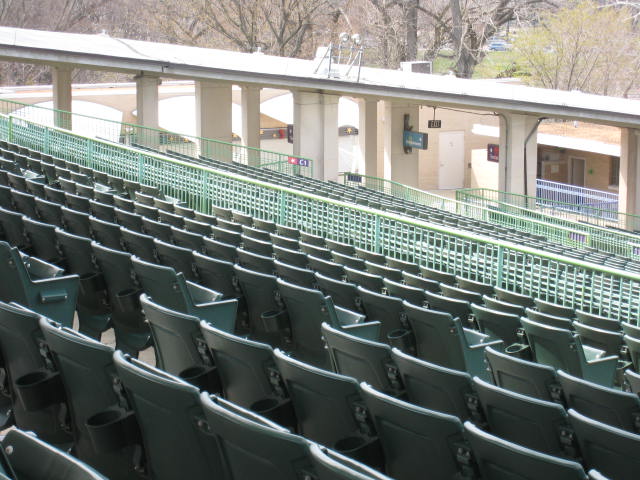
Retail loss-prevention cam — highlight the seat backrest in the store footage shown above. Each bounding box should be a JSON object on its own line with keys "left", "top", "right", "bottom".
{"left": 308, "top": 443, "right": 393, "bottom": 480}
{"left": 526, "top": 308, "right": 573, "bottom": 330}
{"left": 274, "top": 260, "right": 316, "bottom": 289}
{"left": 424, "top": 290, "right": 471, "bottom": 321}
{"left": 22, "top": 216, "right": 62, "bottom": 264}
{"left": 391, "top": 347, "right": 477, "bottom": 421}
{"left": 484, "top": 346, "right": 559, "bottom": 402}
{"left": 356, "top": 287, "right": 405, "bottom": 341}
{"left": 575, "top": 310, "right": 620, "bottom": 332}
{"left": 535, "top": 299, "right": 575, "bottom": 318}
{"left": 344, "top": 267, "right": 384, "bottom": 292}
{"left": 471, "top": 304, "right": 522, "bottom": 345}
{"left": 131, "top": 256, "right": 188, "bottom": 313}
{"left": 140, "top": 294, "right": 208, "bottom": 375}
{"left": 520, "top": 317, "right": 583, "bottom": 376}
{"left": 360, "top": 382, "right": 466, "bottom": 480}
{"left": 39, "top": 318, "right": 138, "bottom": 479}
{"left": 314, "top": 272, "right": 360, "bottom": 312}
{"left": 277, "top": 278, "right": 335, "bottom": 367}
{"left": 274, "top": 350, "right": 366, "bottom": 447}
{"left": 193, "top": 252, "right": 238, "bottom": 299}
{"left": 569, "top": 408, "right": 640, "bottom": 480}
{"left": 403, "top": 301, "right": 466, "bottom": 371}
{"left": 0, "top": 301, "right": 71, "bottom": 444}
{"left": 89, "top": 216, "right": 122, "bottom": 250}
{"left": 464, "top": 421, "right": 587, "bottom": 480}
{"left": 495, "top": 287, "right": 535, "bottom": 307}
{"left": 482, "top": 295, "right": 526, "bottom": 317}
{"left": 382, "top": 278, "right": 426, "bottom": 307}
{"left": 202, "top": 237, "right": 237, "bottom": 263}
{"left": 2, "top": 428, "right": 107, "bottom": 480}
{"left": 200, "top": 393, "right": 313, "bottom": 480}
{"left": 573, "top": 321, "right": 623, "bottom": 357}
{"left": 112, "top": 351, "right": 225, "bottom": 480}
{"left": 236, "top": 247, "right": 274, "bottom": 275}
{"left": 200, "top": 321, "right": 277, "bottom": 408}
{"left": 473, "top": 376, "right": 569, "bottom": 456}
{"left": 558, "top": 370, "right": 640, "bottom": 433}
{"left": 626, "top": 369, "right": 640, "bottom": 395}
{"left": 322, "top": 323, "right": 400, "bottom": 395}
{"left": 120, "top": 227, "right": 156, "bottom": 263}
{"left": 154, "top": 239, "right": 198, "bottom": 282}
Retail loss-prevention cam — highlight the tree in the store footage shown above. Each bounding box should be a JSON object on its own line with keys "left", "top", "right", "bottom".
{"left": 515, "top": 0, "right": 640, "bottom": 96}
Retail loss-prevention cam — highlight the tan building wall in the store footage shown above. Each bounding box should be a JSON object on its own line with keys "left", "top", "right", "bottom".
{"left": 538, "top": 146, "right": 618, "bottom": 193}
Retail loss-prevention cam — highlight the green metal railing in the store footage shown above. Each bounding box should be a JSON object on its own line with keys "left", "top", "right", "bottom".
{"left": 0, "top": 98, "right": 313, "bottom": 177}
{"left": 458, "top": 187, "right": 640, "bottom": 232}
{"left": 2, "top": 113, "right": 640, "bottom": 323}
{"left": 339, "top": 172, "right": 640, "bottom": 259}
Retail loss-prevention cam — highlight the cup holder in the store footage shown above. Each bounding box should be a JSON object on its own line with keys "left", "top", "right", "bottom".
{"left": 387, "top": 328, "right": 416, "bottom": 355}
{"left": 86, "top": 408, "right": 141, "bottom": 452}
{"left": 250, "top": 397, "right": 296, "bottom": 430}
{"left": 504, "top": 343, "right": 532, "bottom": 360}
{"left": 179, "top": 365, "right": 221, "bottom": 394}
{"left": 334, "top": 435, "right": 383, "bottom": 469}
{"left": 15, "top": 370, "right": 65, "bottom": 411}
{"left": 115, "top": 289, "right": 141, "bottom": 312}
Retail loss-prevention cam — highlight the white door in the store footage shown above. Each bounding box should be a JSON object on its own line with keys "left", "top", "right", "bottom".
{"left": 438, "top": 131, "right": 465, "bottom": 189}
{"left": 570, "top": 157, "right": 586, "bottom": 187}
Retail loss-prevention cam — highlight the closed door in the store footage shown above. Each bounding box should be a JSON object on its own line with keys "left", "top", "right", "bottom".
{"left": 570, "top": 157, "right": 586, "bottom": 187}
{"left": 438, "top": 131, "right": 465, "bottom": 189}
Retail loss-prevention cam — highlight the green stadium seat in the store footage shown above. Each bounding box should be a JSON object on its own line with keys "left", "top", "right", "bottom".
{"left": 25, "top": 177, "right": 46, "bottom": 198}
{"left": 114, "top": 208, "right": 144, "bottom": 233}
{"left": 325, "top": 239, "right": 355, "bottom": 256}
{"left": 308, "top": 443, "right": 393, "bottom": 480}
{"left": 557, "top": 369, "right": 640, "bottom": 433}
{"left": 299, "top": 241, "right": 332, "bottom": 260}
{"left": 0, "top": 301, "right": 72, "bottom": 445}
{"left": 463, "top": 421, "right": 587, "bottom": 480}
{"left": 194, "top": 211, "right": 218, "bottom": 225}
{"left": 253, "top": 217, "right": 276, "bottom": 233}
{"left": 535, "top": 298, "right": 575, "bottom": 318}
{"left": 424, "top": 290, "right": 472, "bottom": 324}
{"left": 382, "top": 278, "right": 426, "bottom": 306}
{"left": 202, "top": 237, "right": 237, "bottom": 262}
{"left": 455, "top": 275, "right": 494, "bottom": 296}
{"left": 270, "top": 232, "right": 300, "bottom": 250}
{"left": 273, "top": 244, "right": 308, "bottom": 268}
{"left": 216, "top": 218, "right": 242, "bottom": 233}
{"left": 22, "top": 217, "right": 63, "bottom": 265}
{"left": 274, "top": 259, "right": 316, "bottom": 288}
{"left": 88, "top": 200, "right": 115, "bottom": 222}
{"left": 625, "top": 369, "right": 640, "bottom": 394}
{"left": 154, "top": 239, "right": 198, "bottom": 282}
{"left": 495, "top": 287, "right": 535, "bottom": 308}
{"left": 300, "top": 231, "right": 325, "bottom": 247}
{"left": 44, "top": 185, "right": 66, "bottom": 204}
{"left": 346, "top": 267, "right": 384, "bottom": 292}
{"left": 485, "top": 346, "right": 560, "bottom": 402}
{"left": 171, "top": 227, "right": 204, "bottom": 251}
{"left": 236, "top": 247, "right": 274, "bottom": 274}
{"left": 471, "top": 303, "right": 522, "bottom": 345}
{"left": 234, "top": 264, "right": 289, "bottom": 346}
{"left": 277, "top": 279, "right": 377, "bottom": 368}
{"left": 134, "top": 202, "right": 159, "bottom": 221}
{"left": 200, "top": 392, "right": 312, "bottom": 479}
{"left": 183, "top": 218, "right": 212, "bottom": 236}
{"left": 120, "top": 227, "right": 157, "bottom": 263}
{"left": 332, "top": 251, "right": 367, "bottom": 270}
{"left": 322, "top": 323, "right": 404, "bottom": 396}
{"left": 573, "top": 321, "right": 624, "bottom": 357}
{"left": 314, "top": 272, "right": 361, "bottom": 312}
{"left": 65, "top": 192, "right": 91, "bottom": 213}
{"left": 473, "top": 376, "right": 571, "bottom": 456}
{"left": 140, "top": 294, "right": 220, "bottom": 391}
{"left": 141, "top": 217, "right": 172, "bottom": 242}
{"left": 356, "top": 287, "right": 406, "bottom": 344}
{"left": 439, "top": 284, "right": 483, "bottom": 305}
{"left": 525, "top": 308, "right": 573, "bottom": 330}
{"left": 521, "top": 317, "right": 618, "bottom": 387}
{"left": 1, "top": 428, "right": 107, "bottom": 479}
{"left": 210, "top": 225, "right": 242, "bottom": 245}
{"left": 241, "top": 225, "right": 271, "bottom": 242}
{"left": 575, "top": 310, "right": 620, "bottom": 332}
{"left": 482, "top": 295, "right": 527, "bottom": 317}
{"left": 569, "top": 408, "right": 640, "bottom": 480}
{"left": 39, "top": 318, "right": 140, "bottom": 479}
{"left": 113, "top": 195, "right": 134, "bottom": 212}
{"left": 0, "top": 241, "right": 78, "bottom": 327}
{"left": 306, "top": 255, "right": 345, "bottom": 279}
{"left": 89, "top": 216, "right": 123, "bottom": 250}
{"left": 360, "top": 382, "right": 469, "bottom": 480}
{"left": 624, "top": 334, "right": 640, "bottom": 371}
{"left": 91, "top": 242, "right": 151, "bottom": 355}
{"left": 112, "top": 351, "right": 226, "bottom": 480}
{"left": 419, "top": 265, "right": 456, "bottom": 285}
{"left": 274, "top": 350, "right": 380, "bottom": 465}
{"left": 403, "top": 301, "right": 501, "bottom": 380}
{"left": 54, "top": 229, "right": 111, "bottom": 339}
{"left": 11, "top": 190, "right": 38, "bottom": 218}
{"left": 0, "top": 207, "right": 27, "bottom": 249}
{"left": 386, "top": 256, "right": 419, "bottom": 274}
{"left": 241, "top": 234, "right": 273, "bottom": 257}
{"left": 622, "top": 321, "right": 640, "bottom": 339}
{"left": 132, "top": 256, "right": 236, "bottom": 332}
{"left": 402, "top": 271, "right": 440, "bottom": 292}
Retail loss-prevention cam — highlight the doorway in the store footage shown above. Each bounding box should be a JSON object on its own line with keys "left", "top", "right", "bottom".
{"left": 438, "top": 131, "right": 465, "bottom": 189}
{"left": 569, "top": 157, "right": 586, "bottom": 187}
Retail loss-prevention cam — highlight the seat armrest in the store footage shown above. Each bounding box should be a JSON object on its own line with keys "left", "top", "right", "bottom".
{"left": 186, "top": 280, "right": 223, "bottom": 304}
{"left": 341, "top": 321, "right": 381, "bottom": 341}
{"left": 24, "top": 256, "right": 64, "bottom": 279}
{"left": 335, "top": 305, "right": 366, "bottom": 326}
{"left": 463, "top": 327, "right": 493, "bottom": 346}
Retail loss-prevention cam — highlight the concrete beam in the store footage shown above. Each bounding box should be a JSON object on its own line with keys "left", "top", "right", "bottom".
{"left": 134, "top": 73, "right": 160, "bottom": 130}
{"left": 52, "top": 65, "right": 72, "bottom": 129}
{"left": 196, "top": 80, "right": 232, "bottom": 159}
{"left": 498, "top": 113, "right": 539, "bottom": 197}
{"left": 358, "top": 98, "right": 379, "bottom": 178}
{"left": 619, "top": 128, "right": 640, "bottom": 229}
{"left": 293, "top": 91, "right": 339, "bottom": 181}
{"left": 241, "top": 85, "right": 261, "bottom": 166}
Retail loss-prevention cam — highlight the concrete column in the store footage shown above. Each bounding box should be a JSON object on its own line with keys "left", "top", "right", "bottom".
{"left": 498, "top": 113, "right": 539, "bottom": 197}
{"left": 383, "top": 101, "right": 420, "bottom": 188}
{"left": 52, "top": 66, "right": 72, "bottom": 129}
{"left": 134, "top": 73, "right": 160, "bottom": 130}
{"left": 619, "top": 128, "right": 640, "bottom": 229}
{"left": 196, "top": 80, "right": 232, "bottom": 159}
{"left": 293, "top": 91, "right": 339, "bottom": 181}
{"left": 241, "top": 85, "right": 261, "bottom": 166}
{"left": 357, "top": 98, "right": 378, "bottom": 178}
